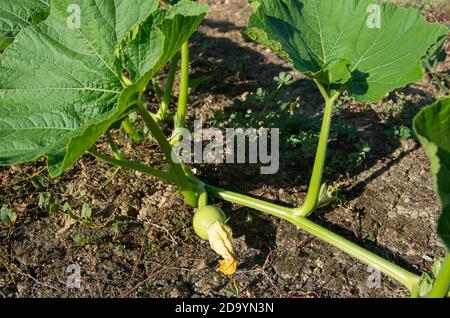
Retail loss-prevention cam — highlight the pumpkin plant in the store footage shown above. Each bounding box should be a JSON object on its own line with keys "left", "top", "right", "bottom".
{"left": 0, "top": 0, "right": 449, "bottom": 297}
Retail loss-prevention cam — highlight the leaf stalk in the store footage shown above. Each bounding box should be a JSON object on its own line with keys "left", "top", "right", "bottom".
{"left": 172, "top": 41, "right": 190, "bottom": 145}
{"left": 158, "top": 53, "right": 180, "bottom": 121}
{"left": 293, "top": 81, "right": 342, "bottom": 216}
{"left": 136, "top": 100, "right": 198, "bottom": 206}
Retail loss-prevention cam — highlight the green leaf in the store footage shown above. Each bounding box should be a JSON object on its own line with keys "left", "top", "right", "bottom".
{"left": 0, "top": 0, "right": 50, "bottom": 50}
{"left": 0, "top": 0, "right": 207, "bottom": 177}
{"left": 0, "top": 204, "right": 17, "bottom": 225}
{"left": 245, "top": 0, "right": 448, "bottom": 101}
{"left": 413, "top": 98, "right": 450, "bottom": 250}
{"left": 314, "top": 58, "right": 352, "bottom": 85}
{"left": 117, "top": 0, "right": 208, "bottom": 89}
{"left": 73, "top": 233, "right": 89, "bottom": 246}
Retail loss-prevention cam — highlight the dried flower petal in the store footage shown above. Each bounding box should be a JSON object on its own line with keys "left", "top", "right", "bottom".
{"left": 218, "top": 259, "right": 237, "bottom": 276}
{"left": 207, "top": 221, "right": 238, "bottom": 275}
{"left": 207, "top": 221, "right": 236, "bottom": 260}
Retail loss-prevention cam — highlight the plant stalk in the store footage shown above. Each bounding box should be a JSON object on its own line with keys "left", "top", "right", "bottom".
{"left": 198, "top": 191, "right": 209, "bottom": 209}
{"left": 88, "top": 149, "right": 177, "bottom": 184}
{"left": 174, "top": 41, "right": 190, "bottom": 131}
{"left": 158, "top": 54, "right": 180, "bottom": 121}
{"left": 152, "top": 78, "right": 163, "bottom": 102}
{"left": 136, "top": 100, "right": 198, "bottom": 206}
{"left": 293, "top": 82, "right": 341, "bottom": 216}
{"left": 204, "top": 183, "right": 420, "bottom": 292}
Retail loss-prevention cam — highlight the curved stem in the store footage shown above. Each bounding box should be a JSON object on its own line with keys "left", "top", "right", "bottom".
{"left": 198, "top": 191, "right": 209, "bottom": 209}
{"left": 174, "top": 41, "right": 190, "bottom": 131}
{"left": 204, "top": 183, "right": 420, "bottom": 293}
{"left": 288, "top": 215, "right": 420, "bottom": 293}
{"left": 205, "top": 183, "right": 293, "bottom": 221}
{"left": 293, "top": 83, "right": 341, "bottom": 216}
{"left": 88, "top": 149, "right": 177, "bottom": 184}
{"left": 158, "top": 54, "right": 180, "bottom": 121}
{"left": 136, "top": 100, "right": 198, "bottom": 206}
{"left": 426, "top": 252, "right": 450, "bottom": 298}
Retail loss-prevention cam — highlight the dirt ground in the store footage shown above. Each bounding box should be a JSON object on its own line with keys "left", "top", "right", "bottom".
{"left": 0, "top": 0, "right": 449, "bottom": 298}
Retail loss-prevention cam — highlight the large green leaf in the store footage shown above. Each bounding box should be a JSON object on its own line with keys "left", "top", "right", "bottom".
{"left": 0, "top": 0, "right": 50, "bottom": 50}
{"left": 413, "top": 98, "right": 450, "bottom": 250}
{"left": 0, "top": 0, "right": 207, "bottom": 177}
{"left": 245, "top": 0, "right": 448, "bottom": 101}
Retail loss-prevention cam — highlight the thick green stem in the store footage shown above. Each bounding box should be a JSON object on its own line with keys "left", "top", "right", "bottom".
{"left": 205, "top": 183, "right": 293, "bottom": 221}
{"left": 88, "top": 149, "right": 177, "bottom": 184}
{"left": 136, "top": 101, "right": 198, "bottom": 206}
{"left": 293, "top": 82, "right": 341, "bottom": 216}
{"left": 290, "top": 215, "right": 420, "bottom": 293}
{"left": 204, "top": 183, "right": 420, "bottom": 293}
{"left": 198, "top": 191, "right": 209, "bottom": 209}
{"left": 426, "top": 252, "right": 450, "bottom": 298}
{"left": 122, "top": 117, "right": 144, "bottom": 143}
{"left": 174, "top": 41, "right": 190, "bottom": 131}
{"left": 96, "top": 71, "right": 428, "bottom": 295}
{"left": 158, "top": 54, "right": 180, "bottom": 121}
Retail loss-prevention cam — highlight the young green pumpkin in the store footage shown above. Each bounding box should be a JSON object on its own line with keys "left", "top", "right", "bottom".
{"left": 193, "top": 206, "right": 227, "bottom": 240}
{"left": 193, "top": 205, "right": 238, "bottom": 275}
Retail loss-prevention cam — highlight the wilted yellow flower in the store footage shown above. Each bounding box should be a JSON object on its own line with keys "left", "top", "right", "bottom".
{"left": 207, "top": 221, "right": 238, "bottom": 275}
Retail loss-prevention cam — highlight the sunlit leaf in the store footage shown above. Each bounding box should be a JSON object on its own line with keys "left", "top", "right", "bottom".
{"left": 245, "top": 0, "right": 448, "bottom": 101}
{"left": 0, "top": 0, "right": 207, "bottom": 176}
